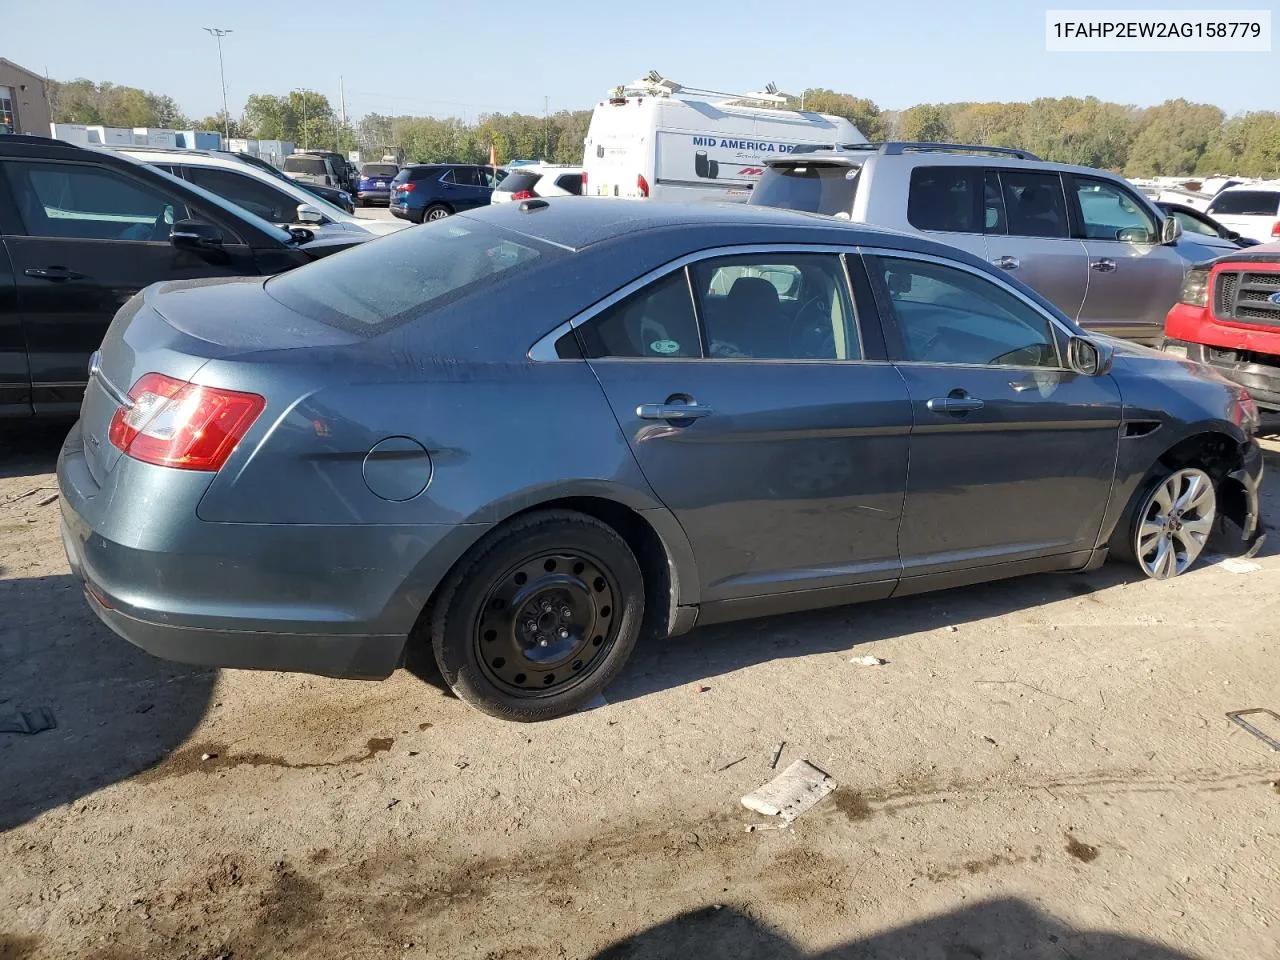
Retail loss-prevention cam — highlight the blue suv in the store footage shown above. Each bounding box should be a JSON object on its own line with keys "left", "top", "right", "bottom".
{"left": 389, "top": 163, "right": 500, "bottom": 223}
{"left": 355, "top": 162, "right": 399, "bottom": 207}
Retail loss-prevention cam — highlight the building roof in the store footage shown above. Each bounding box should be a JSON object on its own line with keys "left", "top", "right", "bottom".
{"left": 0, "top": 59, "right": 47, "bottom": 83}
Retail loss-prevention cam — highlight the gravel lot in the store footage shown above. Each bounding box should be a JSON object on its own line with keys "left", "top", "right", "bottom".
{"left": 1, "top": 420, "right": 1277, "bottom": 959}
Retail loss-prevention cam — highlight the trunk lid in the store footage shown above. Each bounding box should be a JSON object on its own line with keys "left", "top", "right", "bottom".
{"left": 80, "top": 276, "right": 360, "bottom": 482}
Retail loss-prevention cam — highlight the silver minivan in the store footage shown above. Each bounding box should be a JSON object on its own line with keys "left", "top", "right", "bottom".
{"left": 750, "top": 143, "right": 1195, "bottom": 344}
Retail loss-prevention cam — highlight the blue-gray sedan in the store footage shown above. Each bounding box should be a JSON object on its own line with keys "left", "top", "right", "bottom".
{"left": 58, "top": 200, "right": 1265, "bottom": 721}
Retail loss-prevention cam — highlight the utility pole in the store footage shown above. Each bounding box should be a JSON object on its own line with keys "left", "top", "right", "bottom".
{"left": 544, "top": 95, "right": 549, "bottom": 160}
{"left": 202, "top": 28, "right": 233, "bottom": 141}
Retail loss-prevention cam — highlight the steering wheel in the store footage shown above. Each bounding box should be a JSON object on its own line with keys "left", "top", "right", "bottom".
{"left": 788, "top": 295, "right": 836, "bottom": 358}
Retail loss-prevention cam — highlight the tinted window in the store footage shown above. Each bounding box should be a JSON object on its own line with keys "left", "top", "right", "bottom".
{"left": 1207, "top": 190, "right": 1280, "bottom": 217}
{"left": 1168, "top": 207, "right": 1219, "bottom": 237}
{"left": 748, "top": 163, "right": 861, "bottom": 216}
{"left": 907, "top": 166, "right": 981, "bottom": 233}
{"left": 1000, "top": 171, "right": 1069, "bottom": 239}
{"left": 983, "top": 171, "right": 1006, "bottom": 233}
{"left": 5, "top": 161, "right": 183, "bottom": 241}
{"left": 283, "top": 156, "right": 327, "bottom": 176}
{"left": 182, "top": 166, "right": 298, "bottom": 224}
{"left": 497, "top": 172, "right": 540, "bottom": 194}
{"left": 578, "top": 271, "right": 700, "bottom": 359}
{"left": 266, "top": 220, "right": 545, "bottom": 335}
{"left": 1073, "top": 177, "right": 1156, "bottom": 242}
{"left": 690, "top": 254, "right": 860, "bottom": 360}
{"left": 361, "top": 163, "right": 399, "bottom": 178}
{"left": 446, "top": 167, "right": 481, "bottom": 187}
{"left": 555, "top": 173, "right": 583, "bottom": 195}
{"left": 874, "top": 256, "right": 1058, "bottom": 368}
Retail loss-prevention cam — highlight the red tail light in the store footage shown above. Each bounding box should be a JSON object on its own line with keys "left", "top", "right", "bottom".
{"left": 509, "top": 189, "right": 534, "bottom": 201}
{"left": 395, "top": 182, "right": 415, "bottom": 193}
{"left": 1271, "top": 221, "right": 1280, "bottom": 239}
{"left": 637, "top": 174, "right": 650, "bottom": 198}
{"left": 108, "top": 373, "right": 265, "bottom": 472}
{"left": 581, "top": 170, "right": 588, "bottom": 189}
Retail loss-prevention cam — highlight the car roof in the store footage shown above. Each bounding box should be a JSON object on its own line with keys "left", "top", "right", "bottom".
{"left": 1217, "top": 180, "right": 1280, "bottom": 192}
{"left": 460, "top": 196, "right": 950, "bottom": 253}
{"left": 765, "top": 143, "right": 1140, "bottom": 181}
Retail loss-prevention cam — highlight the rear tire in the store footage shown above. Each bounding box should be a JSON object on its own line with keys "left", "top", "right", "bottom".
{"left": 430, "top": 511, "right": 644, "bottom": 722}
{"left": 1110, "top": 465, "right": 1217, "bottom": 579}
{"left": 423, "top": 204, "right": 451, "bottom": 223}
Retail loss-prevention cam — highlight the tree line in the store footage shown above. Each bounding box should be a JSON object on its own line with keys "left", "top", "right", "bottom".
{"left": 47, "top": 78, "right": 1280, "bottom": 177}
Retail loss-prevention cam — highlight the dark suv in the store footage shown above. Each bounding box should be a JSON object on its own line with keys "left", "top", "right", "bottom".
{"left": 389, "top": 163, "right": 499, "bottom": 223}
{"left": 0, "top": 135, "right": 367, "bottom": 419}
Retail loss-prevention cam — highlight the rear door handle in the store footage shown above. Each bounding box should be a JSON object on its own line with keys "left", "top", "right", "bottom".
{"left": 991, "top": 255, "right": 1019, "bottom": 270}
{"left": 927, "top": 396, "right": 985, "bottom": 414}
{"left": 1090, "top": 259, "right": 1117, "bottom": 273}
{"left": 25, "top": 266, "right": 85, "bottom": 281}
{"left": 636, "top": 401, "right": 714, "bottom": 421}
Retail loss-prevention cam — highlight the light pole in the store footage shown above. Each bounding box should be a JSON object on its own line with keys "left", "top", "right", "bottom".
{"left": 202, "top": 27, "right": 232, "bottom": 142}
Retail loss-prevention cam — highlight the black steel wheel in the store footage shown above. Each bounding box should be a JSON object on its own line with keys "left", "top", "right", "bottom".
{"left": 431, "top": 511, "right": 644, "bottom": 721}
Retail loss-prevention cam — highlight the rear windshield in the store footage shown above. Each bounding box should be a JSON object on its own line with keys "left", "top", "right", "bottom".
{"left": 265, "top": 219, "right": 547, "bottom": 335}
{"left": 284, "top": 156, "right": 327, "bottom": 175}
{"left": 748, "top": 163, "right": 861, "bottom": 216}
{"left": 497, "top": 171, "right": 540, "bottom": 193}
{"left": 1208, "top": 190, "right": 1280, "bottom": 217}
{"left": 361, "top": 163, "right": 399, "bottom": 177}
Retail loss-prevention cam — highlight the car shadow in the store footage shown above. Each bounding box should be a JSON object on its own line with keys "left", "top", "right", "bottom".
{"left": 0, "top": 420, "right": 71, "bottom": 481}
{"left": 589, "top": 898, "right": 1197, "bottom": 959}
{"left": 608, "top": 563, "right": 1141, "bottom": 707}
{"left": 0, "top": 573, "right": 216, "bottom": 831}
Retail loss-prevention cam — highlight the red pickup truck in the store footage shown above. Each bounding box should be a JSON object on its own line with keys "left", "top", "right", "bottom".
{"left": 1163, "top": 245, "right": 1280, "bottom": 411}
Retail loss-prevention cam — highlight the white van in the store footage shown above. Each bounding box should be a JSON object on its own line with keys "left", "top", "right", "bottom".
{"left": 582, "top": 74, "right": 864, "bottom": 202}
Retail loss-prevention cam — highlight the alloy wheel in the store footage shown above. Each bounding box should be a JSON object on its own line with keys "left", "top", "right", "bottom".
{"left": 1135, "top": 467, "right": 1216, "bottom": 579}
{"left": 475, "top": 551, "right": 618, "bottom": 696}
{"left": 426, "top": 207, "right": 450, "bottom": 222}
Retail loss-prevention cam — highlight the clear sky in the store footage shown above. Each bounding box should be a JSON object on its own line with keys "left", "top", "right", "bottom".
{"left": 7, "top": 0, "right": 1278, "bottom": 122}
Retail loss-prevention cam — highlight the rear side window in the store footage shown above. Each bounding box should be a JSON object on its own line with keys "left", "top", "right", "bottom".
{"left": 578, "top": 271, "right": 701, "bottom": 359}
{"left": 999, "top": 170, "right": 1069, "bottom": 239}
{"left": 907, "top": 166, "right": 981, "bottom": 233}
{"left": 266, "top": 220, "right": 546, "bottom": 335}
{"left": 361, "top": 164, "right": 398, "bottom": 178}
{"left": 555, "top": 173, "right": 583, "bottom": 195}
{"left": 497, "top": 172, "right": 540, "bottom": 194}
{"left": 748, "top": 163, "right": 860, "bottom": 216}
{"left": 1208, "top": 190, "right": 1280, "bottom": 217}
{"left": 445, "top": 167, "right": 482, "bottom": 187}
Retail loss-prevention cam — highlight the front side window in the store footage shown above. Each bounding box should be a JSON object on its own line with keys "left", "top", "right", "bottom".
{"left": 691, "top": 253, "right": 860, "bottom": 360}
{"left": 5, "top": 161, "right": 182, "bottom": 241}
{"left": 907, "top": 166, "right": 981, "bottom": 234}
{"left": 1170, "top": 208, "right": 1218, "bottom": 238}
{"left": 577, "top": 271, "right": 701, "bottom": 359}
{"left": 1074, "top": 177, "right": 1157, "bottom": 243}
{"left": 182, "top": 166, "right": 298, "bottom": 225}
{"left": 873, "top": 256, "right": 1059, "bottom": 368}
{"left": 999, "top": 170, "right": 1069, "bottom": 239}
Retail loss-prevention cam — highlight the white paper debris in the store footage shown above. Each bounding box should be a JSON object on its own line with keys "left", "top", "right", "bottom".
{"left": 850, "top": 655, "right": 886, "bottom": 666}
{"left": 1221, "top": 557, "right": 1261, "bottom": 574}
{"left": 741, "top": 759, "right": 836, "bottom": 822}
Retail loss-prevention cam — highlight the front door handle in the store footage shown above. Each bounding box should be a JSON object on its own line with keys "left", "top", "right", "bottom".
{"left": 1090, "top": 258, "right": 1117, "bottom": 273}
{"left": 991, "top": 255, "right": 1019, "bottom": 270}
{"left": 636, "top": 400, "right": 714, "bottom": 421}
{"left": 25, "top": 266, "right": 85, "bottom": 281}
{"left": 927, "top": 396, "right": 985, "bottom": 414}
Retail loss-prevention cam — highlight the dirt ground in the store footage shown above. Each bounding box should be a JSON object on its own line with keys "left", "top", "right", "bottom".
{"left": 1, "top": 420, "right": 1277, "bottom": 960}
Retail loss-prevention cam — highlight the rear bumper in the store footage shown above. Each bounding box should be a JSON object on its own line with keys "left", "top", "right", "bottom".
{"left": 56, "top": 421, "right": 475, "bottom": 680}
{"left": 357, "top": 189, "right": 390, "bottom": 202}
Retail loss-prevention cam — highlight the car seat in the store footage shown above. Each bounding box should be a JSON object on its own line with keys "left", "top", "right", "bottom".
{"left": 721, "top": 276, "right": 785, "bottom": 357}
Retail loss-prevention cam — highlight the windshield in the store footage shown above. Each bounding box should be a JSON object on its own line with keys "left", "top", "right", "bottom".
{"left": 1208, "top": 190, "right": 1280, "bottom": 217}
{"left": 361, "top": 163, "right": 399, "bottom": 178}
{"left": 749, "top": 163, "right": 862, "bottom": 216}
{"left": 266, "top": 219, "right": 548, "bottom": 335}
{"left": 284, "top": 156, "right": 328, "bottom": 176}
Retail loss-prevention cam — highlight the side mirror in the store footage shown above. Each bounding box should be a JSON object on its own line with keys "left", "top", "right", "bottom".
{"left": 170, "top": 219, "right": 224, "bottom": 252}
{"left": 1161, "top": 215, "right": 1182, "bottom": 245}
{"left": 296, "top": 204, "right": 325, "bottom": 225}
{"left": 1224, "top": 229, "right": 1242, "bottom": 241}
{"left": 1068, "top": 335, "right": 1114, "bottom": 377}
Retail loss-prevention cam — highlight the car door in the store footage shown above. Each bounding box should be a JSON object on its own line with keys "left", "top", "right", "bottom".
{"left": 1, "top": 158, "right": 261, "bottom": 415}
{"left": 1068, "top": 174, "right": 1187, "bottom": 345}
{"left": 576, "top": 247, "right": 914, "bottom": 616}
{"left": 0, "top": 235, "right": 27, "bottom": 415}
{"left": 862, "top": 249, "right": 1122, "bottom": 590}
{"left": 984, "top": 168, "right": 1090, "bottom": 321}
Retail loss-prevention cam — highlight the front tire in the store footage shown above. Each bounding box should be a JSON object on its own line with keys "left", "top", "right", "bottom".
{"left": 1113, "top": 466, "right": 1217, "bottom": 579}
{"left": 430, "top": 511, "right": 644, "bottom": 721}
